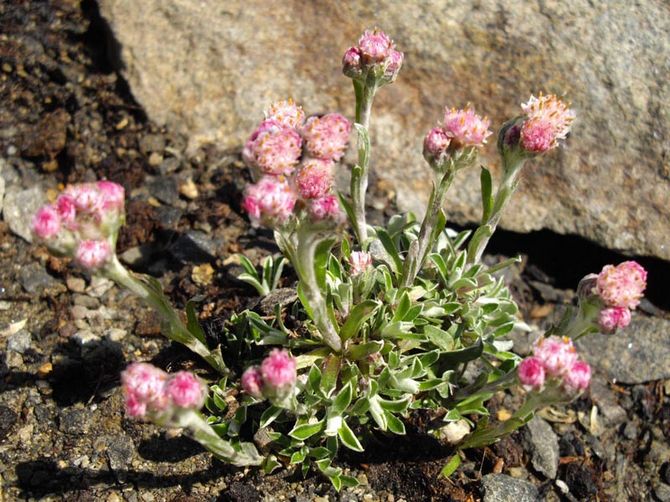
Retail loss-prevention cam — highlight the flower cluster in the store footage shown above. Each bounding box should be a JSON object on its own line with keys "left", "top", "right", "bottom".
{"left": 242, "top": 100, "right": 350, "bottom": 227}
{"left": 241, "top": 349, "right": 297, "bottom": 402}
{"left": 594, "top": 261, "right": 647, "bottom": 333}
{"left": 519, "top": 93, "right": 576, "bottom": 153}
{"left": 122, "top": 363, "right": 206, "bottom": 419}
{"left": 342, "top": 28, "right": 403, "bottom": 84}
{"left": 518, "top": 336, "right": 591, "bottom": 392}
{"left": 32, "top": 181, "right": 125, "bottom": 270}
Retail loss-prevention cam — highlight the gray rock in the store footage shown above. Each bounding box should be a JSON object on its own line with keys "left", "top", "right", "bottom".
{"left": 3, "top": 185, "right": 46, "bottom": 242}
{"left": 258, "top": 287, "right": 299, "bottom": 315}
{"left": 58, "top": 407, "right": 93, "bottom": 435}
{"left": 155, "top": 206, "right": 182, "bottom": 229}
{"left": 588, "top": 377, "right": 627, "bottom": 427}
{"left": 139, "top": 134, "right": 165, "bottom": 155}
{"left": 7, "top": 329, "right": 32, "bottom": 355}
{"left": 170, "top": 230, "right": 218, "bottom": 263}
{"left": 18, "top": 262, "right": 61, "bottom": 295}
{"left": 106, "top": 434, "right": 135, "bottom": 473}
{"left": 481, "top": 474, "right": 539, "bottom": 502}
{"left": 147, "top": 176, "right": 179, "bottom": 205}
{"left": 576, "top": 316, "right": 670, "bottom": 384}
{"left": 0, "top": 405, "right": 18, "bottom": 441}
{"left": 524, "top": 416, "right": 559, "bottom": 479}
{"left": 655, "top": 483, "right": 670, "bottom": 502}
{"left": 99, "top": 0, "right": 670, "bottom": 260}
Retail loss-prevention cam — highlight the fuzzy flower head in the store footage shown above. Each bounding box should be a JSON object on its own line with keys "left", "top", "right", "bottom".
{"left": 295, "top": 158, "right": 334, "bottom": 199}
{"left": 260, "top": 349, "right": 297, "bottom": 398}
{"left": 562, "top": 360, "right": 591, "bottom": 392}
{"left": 242, "top": 176, "right": 297, "bottom": 227}
{"left": 349, "top": 251, "right": 372, "bottom": 276}
{"left": 520, "top": 94, "right": 575, "bottom": 153}
{"left": 383, "top": 49, "right": 404, "bottom": 83}
{"left": 533, "top": 336, "right": 578, "bottom": 377}
{"left": 518, "top": 356, "right": 546, "bottom": 391}
{"left": 342, "top": 46, "right": 363, "bottom": 79}
{"left": 75, "top": 239, "right": 112, "bottom": 270}
{"left": 97, "top": 180, "right": 126, "bottom": 212}
{"left": 343, "top": 29, "right": 403, "bottom": 84}
{"left": 443, "top": 106, "right": 492, "bottom": 147}
{"left": 302, "top": 113, "right": 352, "bottom": 162}
{"left": 598, "top": 306, "right": 632, "bottom": 334}
{"left": 423, "top": 127, "right": 451, "bottom": 166}
{"left": 242, "top": 119, "right": 303, "bottom": 176}
{"left": 165, "top": 371, "right": 206, "bottom": 409}
{"left": 308, "top": 194, "right": 346, "bottom": 225}
{"left": 596, "top": 261, "right": 647, "bottom": 309}
{"left": 241, "top": 367, "right": 264, "bottom": 399}
{"left": 358, "top": 29, "right": 393, "bottom": 64}
{"left": 264, "top": 99, "right": 306, "bottom": 129}
{"left": 121, "top": 363, "right": 169, "bottom": 418}
{"left": 32, "top": 205, "right": 61, "bottom": 240}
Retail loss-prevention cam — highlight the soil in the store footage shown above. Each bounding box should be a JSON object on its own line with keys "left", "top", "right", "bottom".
{"left": 1, "top": 2, "right": 669, "bottom": 501}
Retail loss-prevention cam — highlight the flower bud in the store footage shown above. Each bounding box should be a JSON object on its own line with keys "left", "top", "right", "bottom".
{"left": 264, "top": 99, "right": 306, "bottom": 129}
{"left": 301, "top": 113, "right": 352, "bottom": 162}
{"left": 97, "top": 180, "right": 125, "bottom": 212}
{"left": 75, "top": 239, "right": 112, "bottom": 269}
{"left": 55, "top": 194, "right": 77, "bottom": 229}
{"left": 562, "top": 360, "right": 591, "bottom": 392}
{"left": 308, "top": 194, "right": 346, "bottom": 225}
{"left": 382, "top": 49, "right": 404, "bottom": 83}
{"left": 343, "top": 29, "right": 403, "bottom": 85}
{"left": 532, "top": 336, "right": 578, "bottom": 377}
{"left": 32, "top": 205, "right": 61, "bottom": 240}
{"left": 241, "top": 366, "right": 264, "bottom": 399}
{"left": 358, "top": 29, "right": 393, "bottom": 64}
{"left": 242, "top": 176, "right": 297, "bottom": 227}
{"left": 595, "top": 261, "right": 647, "bottom": 309}
{"left": 598, "top": 306, "right": 632, "bottom": 334}
{"left": 121, "top": 363, "right": 169, "bottom": 418}
{"left": 423, "top": 127, "right": 451, "bottom": 166}
{"left": 295, "top": 158, "right": 334, "bottom": 199}
{"left": 165, "top": 371, "right": 206, "bottom": 409}
{"left": 443, "top": 106, "right": 492, "bottom": 148}
{"left": 518, "top": 356, "right": 546, "bottom": 391}
{"left": 342, "top": 46, "right": 363, "bottom": 79}
{"left": 576, "top": 273, "right": 598, "bottom": 301}
{"left": 348, "top": 251, "right": 372, "bottom": 276}
{"left": 242, "top": 119, "right": 303, "bottom": 176}
{"left": 260, "top": 349, "right": 297, "bottom": 399}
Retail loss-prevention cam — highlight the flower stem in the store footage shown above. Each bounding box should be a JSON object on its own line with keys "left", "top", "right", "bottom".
{"left": 401, "top": 169, "right": 455, "bottom": 288}
{"left": 103, "top": 256, "right": 227, "bottom": 374}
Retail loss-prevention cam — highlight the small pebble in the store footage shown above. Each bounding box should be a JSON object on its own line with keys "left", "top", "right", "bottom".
{"left": 179, "top": 177, "right": 199, "bottom": 199}
{"left": 66, "top": 276, "right": 86, "bottom": 293}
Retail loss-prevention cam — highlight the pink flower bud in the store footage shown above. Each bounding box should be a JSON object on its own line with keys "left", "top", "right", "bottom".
{"left": 562, "top": 360, "right": 591, "bottom": 392}
{"left": 309, "top": 194, "right": 345, "bottom": 224}
{"left": 165, "top": 371, "right": 205, "bottom": 409}
{"left": 533, "top": 336, "right": 578, "bottom": 377}
{"left": 520, "top": 94, "right": 575, "bottom": 153}
{"left": 241, "top": 366, "right": 264, "bottom": 399}
{"left": 124, "top": 392, "right": 147, "bottom": 418}
{"left": 596, "top": 261, "right": 647, "bottom": 310}
{"left": 260, "top": 349, "right": 297, "bottom": 396}
{"left": 423, "top": 127, "right": 451, "bottom": 164}
{"left": 243, "top": 119, "right": 303, "bottom": 176}
{"left": 75, "top": 239, "right": 112, "bottom": 269}
{"left": 264, "top": 99, "right": 306, "bottom": 129}
{"left": 121, "top": 363, "right": 169, "bottom": 417}
{"left": 518, "top": 356, "right": 546, "bottom": 390}
{"left": 55, "top": 194, "right": 77, "bottom": 229}
{"left": 598, "top": 306, "right": 632, "bottom": 334}
{"left": 383, "top": 49, "right": 404, "bottom": 82}
{"left": 295, "top": 158, "right": 334, "bottom": 199}
{"left": 97, "top": 180, "right": 125, "bottom": 211}
{"left": 302, "top": 113, "right": 352, "bottom": 161}
{"left": 242, "top": 176, "right": 297, "bottom": 227}
{"left": 66, "top": 183, "right": 105, "bottom": 215}
{"left": 342, "top": 46, "right": 363, "bottom": 78}
{"left": 349, "top": 251, "right": 372, "bottom": 275}
{"left": 443, "top": 106, "right": 492, "bottom": 147}
{"left": 32, "top": 205, "right": 61, "bottom": 240}
{"left": 358, "top": 29, "right": 393, "bottom": 63}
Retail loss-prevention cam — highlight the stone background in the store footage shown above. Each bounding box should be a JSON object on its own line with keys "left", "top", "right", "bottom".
{"left": 99, "top": 0, "right": 670, "bottom": 260}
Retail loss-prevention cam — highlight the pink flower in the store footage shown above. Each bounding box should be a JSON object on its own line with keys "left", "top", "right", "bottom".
{"left": 598, "top": 306, "right": 632, "bottom": 334}
{"left": 342, "top": 46, "right": 362, "bottom": 78}
{"left": 596, "top": 261, "right": 647, "bottom": 310}
{"left": 97, "top": 180, "right": 125, "bottom": 211}
{"left": 32, "top": 205, "right": 61, "bottom": 240}
{"left": 309, "top": 194, "right": 345, "bottom": 224}
{"left": 242, "top": 176, "right": 297, "bottom": 227}
{"left": 241, "top": 367, "right": 264, "bottom": 399}
{"left": 165, "top": 371, "right": 205, "bottom": 409}
{"left": 265, "top": 99, "right": 306, "bottom": 129}
{"left": 562, "top": 360, "right": 591, "bottom": 392}
{"left": 302, "top": 113, "right": 352, "bottom": 161}
{"left": 75, "top": 239, "right": 112, "bottom": 269}
{"left": 442, "top": 106, "right": 492, "bottom": 147}
{"left": 66, "top": 183, "right": 104, "bottom": 215}
{"left": 520, "top": 94, "right": 575, "bottom": 153}
{"left": 242, "top": 119, "right": 303, "bottom": 176}
{"left": 55, "top": 194, "right": 77, "bottom": 229}
{"left": 121, "top": 363, "right": 169, "bottom": 416}
{"left": 518, "top": 356, "right": 546, "bottom": 390}
{"left": 349, "top": 251, "right": 372, "bottom": 275}
{"left": 423, "top": 127, "right": 451, "bottom": 164}
{"left": 384, "top": 49, "right": 404, "bottom": 82}
{"left": 295, "top": 158, "right": 334, "bottom": 199}
{"left": 358, "top": 29, "right": 393, "bottom": 63}
{"left": 260, "top": 349, "right": 296, "bottom": 395}
{"left": 533, "top": 336, "right": 578, "bottom": 377}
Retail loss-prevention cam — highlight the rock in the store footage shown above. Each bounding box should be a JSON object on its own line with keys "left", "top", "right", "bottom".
{"left": 258, "top": 287, "right": 299, "bottom": 315}
{"left": 3, "top": 185, "right": 46, "bottom": 242}
{"left": 18, "top": 262, "right": 62, "bottom": 296}
{"left": 588, "top": 377, "right": 627, "bottom": 427}
{"left": 66, "top": 276, "right": 87, "bottom": 293}
{"left": 106, "top": 435, "right": 135, "bottom": 473}
{"left": 576, "top": 316, "right": 670, "bottom": 384}
{"left": 147, "top": 176, "right": 179, "bottom": 205}
{"left": 21, "top": 109, "right": 70, "bottom": 159}
{"left": 481, "top": 474, "right": 539, "bottom": 502}
{"left": 99, "top": 0, "right": 670, "bottom": 260}
{"left": 139, "top": 133, "right": 165, "bottom": 155}
{"left": 170, "top": 230, "right": 218, "bottom": 263}
{"left": 7, "top": 329, "right": 32, "bottom": 354}
{"left": 654, "top": 483, "right": 670, "bottom": 502}
{"left": 563, "top": 463, "right": 598, "bottom": 500}
{"left": 0, "top": 171, "right": 5, "bottom": 216}
{"left": 524, "top": 416, "right": 559, "bottom": 479}
{"left": 155, "top": 206, "right": 182, "bottom": 229}
{"left": 0, "top": 405, "right": 18, "bottom": 441}
{"left": 58, "top": 407, "right": 93, "bottom": 435}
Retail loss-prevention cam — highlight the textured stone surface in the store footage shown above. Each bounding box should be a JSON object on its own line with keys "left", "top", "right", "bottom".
{"left": 524, "top": 416, "right": 559, "bottom": 479}
{"left": 99, "top": 0, "right": 670, "bottom": 259}
{"left": 481, "top": 474, "right": 539, "bottom": 502}
{"left": 3, "top": 185, "right": 46, "bottom": 242}
{"left": 576, "top": 316, "right": 670, "bottom": 384}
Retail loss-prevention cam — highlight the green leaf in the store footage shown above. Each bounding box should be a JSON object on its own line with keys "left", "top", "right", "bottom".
{"left": 290, "top": 448, "right": 307, "bottom": 464}
{"left": 392, "top": 291, "right": 411, "bottom": 323}
{"left": 347, "top": 341, "right": 384, "bottom": 360}
{"left": 378, "top": 397, "right": 410, "bottom": 413}
{"left": 288, "top": 420, "right": 324, "bottom": 441}
{"left": 185, "top": 300, "right": 207, "bottom": 344}
{"left": 340, "top": 300, "right": 379, "bottom": 341}
{"left": 480, "top": 167, "right": 494, "bottom": 223}
{"left": 238, "top": 254, "right": 258, "bottom": 277}
{"left": 375, "top": 228, "right": 402, "bottom": 274}
{"left": 340, "top": 475, "right": 360, "bottom": 488}
{"left": 331, "top": 382, "right": 353, "bottom": 415}
{"left": 440, "top": 454, "right": 462, "bottom": 478}
{"left": 385, "top": 412, "right": 406, "bottom": 435}
{"left": 259, "top": 406, "right": 282, "bottom": 429}
{"left": 321, "top": 355, "right": 341, "bottom": 397}
{"left": 440, "top": 337, "right": 484, "bottom": 366}
{"left": 263, "top": 455, "right": 282, "bottom": 474}
{"left": 338, "top": 419, "right": 364, "bottom": 452}
{"left": 424, "top": 325, "right": 456, "bottom": 351}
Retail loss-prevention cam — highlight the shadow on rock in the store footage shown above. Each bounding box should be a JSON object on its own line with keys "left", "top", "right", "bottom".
{"left": 137, "top": 435, "right": 202, "bottom": 463}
